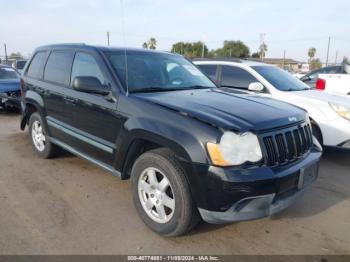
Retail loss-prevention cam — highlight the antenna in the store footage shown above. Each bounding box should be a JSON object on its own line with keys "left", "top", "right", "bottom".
{"left": 120, "top": 0, "right": 129, "bottom": 96}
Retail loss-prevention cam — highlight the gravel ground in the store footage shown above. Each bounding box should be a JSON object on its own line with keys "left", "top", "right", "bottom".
{"left": 0, "top": 111, "right": 349, "bottom": 255}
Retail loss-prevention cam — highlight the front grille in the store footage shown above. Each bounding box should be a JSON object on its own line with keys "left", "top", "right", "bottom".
{"left": 261, "top": 122, "right": 313, "bottom": 166}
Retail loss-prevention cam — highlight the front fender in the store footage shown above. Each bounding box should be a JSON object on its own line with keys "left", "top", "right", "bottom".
{"left": 113, "top": 116, "right": 217, "bottom": 173}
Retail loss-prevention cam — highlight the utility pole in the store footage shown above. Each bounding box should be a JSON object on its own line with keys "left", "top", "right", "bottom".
{"left": 4, "top": 43, "right": 8, "bottom": 63}
{"left": 335, "top": 50, "right": 338, "bottom": 65}
{"left": 282, "top": 50, "right": 286, "bottom": 69}
{"left": 259, "top": 33, "right": 266, "bottom": 61}
{"left": 325, "top": 36, "right": 330, "bottom": 66}
{"left": 107, "top": 32, "right": 110, "bottom": 46}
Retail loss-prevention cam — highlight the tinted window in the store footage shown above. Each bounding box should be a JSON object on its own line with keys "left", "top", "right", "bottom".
{"left": 198, "top": 65, "right": 217, "bottom": 82}
{"left": 44, "top": 51, "right": 73, "bottom": 85}
{"left": 0, "top": 67, "right": 19, "bottom": 79}
{"left": 105, "top": 51, "right": 215, "bottom": 92}
{"left": 221, "top": 66, "right": 257, "bottom": 89}
{"left": 253, "top": 66, "right": 310, "bottom": 91}
{"left": 71, "top": 52, "right": 105, "bottom": 85}
{"left": 304, "top": 66, "right": 342, "bottom": 81}
{"left": 27, "top": 52, "right": 47, "bottom": 79}
{"left": 16, "top": 60, "right": 27, "bottom": 70}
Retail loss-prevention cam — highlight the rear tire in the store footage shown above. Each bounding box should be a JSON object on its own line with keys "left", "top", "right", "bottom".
{"left": 28, "top": 112, "right": 58, "bottom": 158}
{"left": 131, "top": 148, "right": 200, "bottom": 236}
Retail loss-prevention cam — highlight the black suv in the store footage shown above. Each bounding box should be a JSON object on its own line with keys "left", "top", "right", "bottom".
{"left": 20, "top": 44, "right": 322, "bottom": 236}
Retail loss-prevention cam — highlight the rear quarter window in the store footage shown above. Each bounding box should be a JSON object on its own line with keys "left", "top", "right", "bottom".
{"left": 26, "top": 51, "right": 48, "bottom": 79}
{"left": 44, "top": 51, "right": 74, "bottom": 85}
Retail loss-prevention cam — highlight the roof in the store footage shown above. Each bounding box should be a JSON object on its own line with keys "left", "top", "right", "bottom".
{"left": 35, "top": 43, "right": 175, "bottom": 56}
{"left": 192, "top": 57, "right": 242, "bottom": 63}
{"left": 193, "top": 58, "right": 270, "bottom": 67}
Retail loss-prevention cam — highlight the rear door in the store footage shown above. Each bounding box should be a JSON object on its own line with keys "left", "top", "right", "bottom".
{"left": 42, "top": 50, "right": 76, "bottom": 144}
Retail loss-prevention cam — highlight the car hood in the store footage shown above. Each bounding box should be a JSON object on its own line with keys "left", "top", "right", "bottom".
{"left": 0, "top": 79, "right": 20, "bottom": 93}
{"left": 291, "top": 90, "right": 350, "bottom": 105}
{"left": 133, "top": 88, "right": 306, "bottom": 131}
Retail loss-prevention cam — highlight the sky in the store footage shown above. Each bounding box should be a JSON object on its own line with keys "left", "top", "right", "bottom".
{"left": 0, "top": 0, "right": 349, "bottom": 62}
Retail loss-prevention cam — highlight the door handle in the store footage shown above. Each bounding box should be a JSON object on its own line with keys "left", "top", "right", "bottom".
{"left": 64, "top": 96, "right": 77, "bottom": 104}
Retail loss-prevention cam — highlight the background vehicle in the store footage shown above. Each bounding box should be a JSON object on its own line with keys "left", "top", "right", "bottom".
{"left": 0, "top": 65, "right": 21, "bottom": 110}
{"left": 195, "top": 59, "right": 350, "bottom": 151}
{"left": 20, "top": 44, "right": 321, "bottom": 236}
{"left": 300, "top": 64, "right": 350, "bottom": 95}
{"left": 12, "top": 59, "right": 28, "bottom": 75}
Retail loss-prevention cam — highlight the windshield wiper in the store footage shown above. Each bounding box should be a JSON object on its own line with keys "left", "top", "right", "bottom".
{"left": 129, "top": 85, "right": 213, "bottom": 93}
{"left": 183, "top": 85, "right": 213, "bottom": 90}
{"left": 285, "top": 88, "right": 310, "bottom": 92}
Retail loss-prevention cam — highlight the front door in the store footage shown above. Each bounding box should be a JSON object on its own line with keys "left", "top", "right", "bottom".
{"left": 65, "top": 51, "right": 122, "bottom": 166}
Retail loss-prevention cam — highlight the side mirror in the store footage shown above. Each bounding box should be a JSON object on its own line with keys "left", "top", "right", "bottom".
{"left": 301, "top": 76, "right": 311, "bottom": 82}
{"left": 248, "top": 82, "right": 265, "bottom": 92}
{"left": 72, "top": 76, "right": 110, "bottom": 95}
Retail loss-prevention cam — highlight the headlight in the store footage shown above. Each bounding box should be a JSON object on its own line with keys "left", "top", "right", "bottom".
{"left": 329, "top": 103, "right": 350, "bottom": 120}
{"left": 207, "top": 131, "right": 263, "bottom": 166}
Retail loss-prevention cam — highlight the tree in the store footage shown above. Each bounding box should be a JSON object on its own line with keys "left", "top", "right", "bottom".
{"left": 342, "top": 56, "right": 349, "bottom": 64}
{"left": 251, "top": 52, "right": 260, "bottom": 58}
{"left": 9, "top": 52, "right": 23, "bottom": 59}
{"left": 148, "top": 37, "right": 157, "bottom": 49}
{"left": 259, "top": 42, "right": 268, "bottom": 60}
{"left": 213, "top": 40, "right": 250, "bottom": 58}
{"left": 308, "top": 47, "right": 316, "bottom": 63}
{"left": 309, "top": 58, "right": 322, "bottom": 70}
{"left": 142, "top": 37, "right": 157, "bottom": 49}
{"left": 171, "top": 41, "right": 208, "bottom": 58}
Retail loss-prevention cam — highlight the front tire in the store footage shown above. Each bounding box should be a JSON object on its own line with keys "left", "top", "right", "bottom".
{"left": 131, "top": 148, "right": 200, "bottom": 236}
{"left": 28, "top": 112, "right": 58, "bottom": 158}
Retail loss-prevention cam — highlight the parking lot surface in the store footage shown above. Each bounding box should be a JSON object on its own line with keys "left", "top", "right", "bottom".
{"left": 0, "top": 112, "right": 349, "bottom": 255}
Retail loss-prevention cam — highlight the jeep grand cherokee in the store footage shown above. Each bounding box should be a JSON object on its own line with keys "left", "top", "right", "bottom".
{"left": 20, "top": 44, "right": 322, "bottom": 236}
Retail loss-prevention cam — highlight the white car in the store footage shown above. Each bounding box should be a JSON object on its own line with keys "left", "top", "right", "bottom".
{"left": 194, "top": 59, "right": 350, "bottom": 150}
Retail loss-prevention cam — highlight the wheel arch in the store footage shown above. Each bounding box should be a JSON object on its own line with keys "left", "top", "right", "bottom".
{"left": 310, "top": 117, "right": 323, "bottom": 145}
{"left": 21, "top": 90, "right": 46, "bottom": 130}
{"left": 116, "top": 130, "right": 194, "bottom": 179}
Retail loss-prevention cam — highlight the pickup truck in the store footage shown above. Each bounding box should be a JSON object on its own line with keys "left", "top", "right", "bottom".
{"left": 316, "top": 73, "right": 350, "bottom": 95}
{"left": 300, "top": 64, "right": 350, "bottom": 95}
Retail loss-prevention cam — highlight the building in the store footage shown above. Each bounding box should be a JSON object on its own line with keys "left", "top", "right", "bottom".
{"left": 249, "top": 58, "right": 301, "bottom": 72}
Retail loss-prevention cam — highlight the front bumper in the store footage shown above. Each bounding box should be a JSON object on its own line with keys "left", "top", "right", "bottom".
{"left": 321, "top": 117, "right": 350, "bottom": 148}
{"left": 194, "top": 149, "right": 321, "bottom": 224}
{"left": 0, "top": 92, "right": 21, "bottom": 108}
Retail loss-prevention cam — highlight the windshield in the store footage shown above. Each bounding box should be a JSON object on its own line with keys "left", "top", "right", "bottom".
{"left": 253, "top": 66, "right": 310, "bottom": 91}
{"left": 104, "top": 51, "right": 216, "bottom": 93}
{"left": 0, "top": 67, "right": 19, "bottom": 80}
